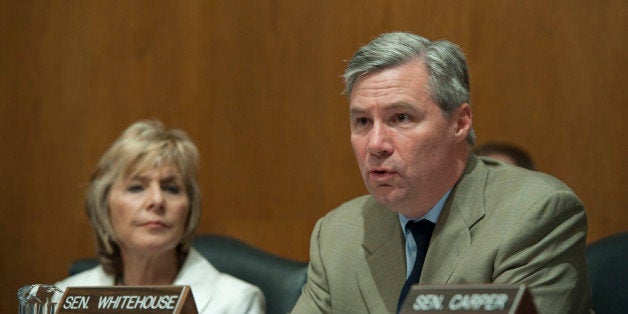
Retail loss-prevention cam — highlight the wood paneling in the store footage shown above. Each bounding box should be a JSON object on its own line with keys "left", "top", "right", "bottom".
{"left": 2, "top": 1, "right": 625, "bottom": 312}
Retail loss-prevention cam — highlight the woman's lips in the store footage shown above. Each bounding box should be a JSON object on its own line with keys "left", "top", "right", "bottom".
{"left": 142, "top": 221, "right": 168, "bottom": 229}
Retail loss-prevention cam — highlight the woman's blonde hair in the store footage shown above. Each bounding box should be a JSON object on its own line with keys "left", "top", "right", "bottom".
{"left": 85, "top": 120, "right": 201, "bottom": 277}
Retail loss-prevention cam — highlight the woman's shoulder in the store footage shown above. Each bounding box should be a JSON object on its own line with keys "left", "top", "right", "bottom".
{"left": 178, "top": 249, "right": 265, "bottom": 313}
{"left": 209, "top": 272, "right": 265, "bottom": 313}
{"left": 179, "top": 248, "right": 261, "bottom": 292}
{"left": 54, "top": 265, "right": 114, "bottom": 290}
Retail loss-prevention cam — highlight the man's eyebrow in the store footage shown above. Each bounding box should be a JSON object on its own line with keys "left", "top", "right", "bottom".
{"left": 349, "top": 107, "right": 366, "bottom": 116}
{"left": 350, "top": 102, "right": 416, "bottom": 116}
{"left": 384, "top": 102, "right": 416, "bottom": 111}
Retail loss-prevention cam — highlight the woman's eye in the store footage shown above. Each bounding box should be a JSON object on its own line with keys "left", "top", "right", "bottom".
{"left": 163, "top": 184, "right": 181, "bottom": 194}
{"left": 126, "top": 184, "right": 144, "bottom": 193}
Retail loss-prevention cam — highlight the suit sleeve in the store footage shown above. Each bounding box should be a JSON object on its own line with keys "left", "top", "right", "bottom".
{"left": 493, "top": 190, "right": 592, "bottom": 314}
{"left": 291, "top": 218, "right": 332, "bottom": 314}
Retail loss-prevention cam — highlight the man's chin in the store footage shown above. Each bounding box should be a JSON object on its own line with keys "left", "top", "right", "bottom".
{"left": 371, "top": 188, "right": 405, "bottom": 211}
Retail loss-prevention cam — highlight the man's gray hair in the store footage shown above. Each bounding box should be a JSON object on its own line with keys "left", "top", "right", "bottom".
{"left": 343, "top": 32, "right": 476, "bottom": 144}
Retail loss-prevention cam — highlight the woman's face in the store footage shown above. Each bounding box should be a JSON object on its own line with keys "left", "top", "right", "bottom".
{"left": 108, "top": 164, "right": 189, "bottom": 257}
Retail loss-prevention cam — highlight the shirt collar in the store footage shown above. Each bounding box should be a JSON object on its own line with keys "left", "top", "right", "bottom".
{"left": 398, "top": 188, "right": 452, "bottom": 228}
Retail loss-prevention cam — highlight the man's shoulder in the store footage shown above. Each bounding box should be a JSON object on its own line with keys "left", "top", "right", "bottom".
{"left": 332, "top": 194, "right": 373, "bottom": 211}
{"left": 315, "top": 195, "right": 398, "bottom": 241}
{"left": 479, "top": 156, "right": 574, "bottom": 193}
{"left": 322, "top": 195, "right": 385, "bottom": 222}
{"left": 474, "top": 156, "right": 581, "bottom": 211}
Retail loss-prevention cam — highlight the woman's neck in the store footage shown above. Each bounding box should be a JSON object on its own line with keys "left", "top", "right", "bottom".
{"left": 119, "top": 249, "right": 179, "bottom": 286}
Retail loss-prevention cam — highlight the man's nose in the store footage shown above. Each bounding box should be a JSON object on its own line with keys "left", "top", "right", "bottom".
{"left": 366, "top": 121, "right": 393, "bottom": 157}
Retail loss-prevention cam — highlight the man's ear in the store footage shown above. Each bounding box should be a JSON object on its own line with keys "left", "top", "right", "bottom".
{"left": 453, "top": 103, "right": 472, "bottom": 142}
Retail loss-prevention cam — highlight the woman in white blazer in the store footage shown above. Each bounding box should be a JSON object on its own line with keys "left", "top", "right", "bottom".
{"left": 55, "top": 120, "right": 264, "bottom": 314}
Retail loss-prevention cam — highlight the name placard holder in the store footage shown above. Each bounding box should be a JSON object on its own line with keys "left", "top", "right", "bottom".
{"left": 56, "top": 286, "right": 197, "bottom": 314}
{"left": 400, "top": 284, "right": 537, "bottom": 314}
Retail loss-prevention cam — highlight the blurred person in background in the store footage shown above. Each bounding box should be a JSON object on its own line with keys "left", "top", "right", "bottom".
{"left": 474, "top": 142, "right": 536, "bottom": 170}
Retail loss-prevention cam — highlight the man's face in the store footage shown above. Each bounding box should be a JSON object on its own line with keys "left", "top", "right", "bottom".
{"left": 349, "top": 59, "right": 471, "bottom": 217}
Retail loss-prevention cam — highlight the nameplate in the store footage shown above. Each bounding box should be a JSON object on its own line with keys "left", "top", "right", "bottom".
{"left": 399, "top": 284, "right": 536, "bottom": 314}
{"left": 56, "top": 286, "right": 197, "bottom": 313}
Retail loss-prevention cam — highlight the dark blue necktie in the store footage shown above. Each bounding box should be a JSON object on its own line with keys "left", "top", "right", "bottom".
{"left": 397, "top": 219, "right": 435, "bottom": 312}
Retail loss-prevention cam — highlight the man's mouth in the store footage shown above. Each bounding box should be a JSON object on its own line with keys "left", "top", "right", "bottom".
{"left": 368, "top": 169, "right": 396, "bottom": 181}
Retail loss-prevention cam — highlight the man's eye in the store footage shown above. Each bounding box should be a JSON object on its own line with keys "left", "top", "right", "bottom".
{"left": 394, "top": 114, "right": 411, "bottom": 123}
{"left": 356, "top": 117, "right": 369, "bottom": 126}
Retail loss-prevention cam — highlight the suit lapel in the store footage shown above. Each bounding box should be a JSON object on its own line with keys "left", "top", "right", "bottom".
{"left": 356, "top": 198, "right": 406, "bottom": 313}
{"left": 421, "top": 155, "right": 488, "bottom": 284}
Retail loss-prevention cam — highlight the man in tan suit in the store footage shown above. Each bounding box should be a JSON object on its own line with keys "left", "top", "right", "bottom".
{"left": 292, "top": 32, "right": 591, "bottom": 313}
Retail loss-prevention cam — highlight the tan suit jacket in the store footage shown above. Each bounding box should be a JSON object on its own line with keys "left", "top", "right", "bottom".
{"left": 292, "top": 155, "right": 591, "bottom": 313}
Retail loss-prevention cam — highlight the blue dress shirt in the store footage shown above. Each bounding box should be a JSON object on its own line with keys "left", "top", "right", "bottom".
{"left": 398, "top": 189, "right": 452, "bottom": 278}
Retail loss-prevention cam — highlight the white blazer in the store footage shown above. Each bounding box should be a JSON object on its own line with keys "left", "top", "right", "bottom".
{"left": 55, "top": 248, "right": 265, "bottom": 314}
